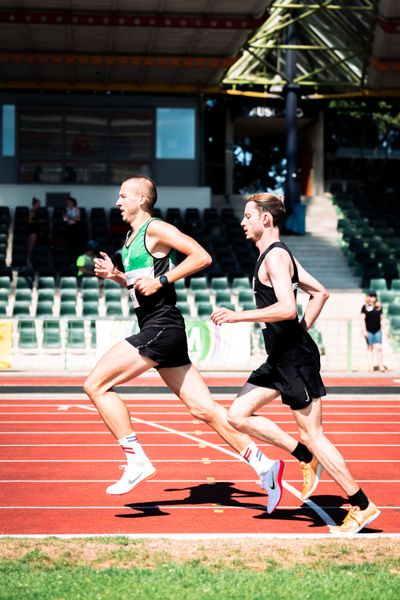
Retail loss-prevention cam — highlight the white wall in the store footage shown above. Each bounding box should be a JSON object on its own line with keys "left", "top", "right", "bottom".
{"left": 0, "top": 184, "right": 211, "bottom": 212}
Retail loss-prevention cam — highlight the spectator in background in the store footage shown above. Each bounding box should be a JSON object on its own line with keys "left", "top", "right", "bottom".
{"left": 27, "top": 198, "right": 44, "bottom": 263}
{"left": 361, "top": 290, "right": 387, "bottom": 372}
{"left": 64, "top": 197, "right": 81, "bottom": 264}
{"left": 76, "top": 242, "right": 97, "bottom": 282}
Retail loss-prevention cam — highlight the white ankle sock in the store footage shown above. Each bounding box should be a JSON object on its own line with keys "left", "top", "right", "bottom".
{"left": 241, "top": 441, "right": 274, "bottom": 476}
{"left": 118, "top": 432, "right": 149, "bottom": 465}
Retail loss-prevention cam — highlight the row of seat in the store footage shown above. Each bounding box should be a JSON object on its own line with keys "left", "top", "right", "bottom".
{"left": 17, "top": 319, "right": 97, "bottom": 351}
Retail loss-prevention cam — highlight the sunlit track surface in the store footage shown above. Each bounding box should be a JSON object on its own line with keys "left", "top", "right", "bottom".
{"left": 0, "top": 375, "right": 399, "bottom": 536}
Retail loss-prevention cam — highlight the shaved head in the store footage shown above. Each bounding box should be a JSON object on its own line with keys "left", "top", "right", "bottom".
{"left": 124, "top": 176, "right": 158, "bottom": 211}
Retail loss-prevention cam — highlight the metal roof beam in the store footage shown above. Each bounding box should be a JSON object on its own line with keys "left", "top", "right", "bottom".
{"left": 0, "top": 9, "right": 263, "bottom": 30}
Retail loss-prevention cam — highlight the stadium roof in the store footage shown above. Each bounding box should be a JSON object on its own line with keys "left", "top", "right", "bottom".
{"left": 0, "top": 0, "right": 399, "bottom": 97}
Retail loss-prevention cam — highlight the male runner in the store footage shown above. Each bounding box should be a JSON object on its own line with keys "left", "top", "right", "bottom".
{"left": 211, "top": 193, "right": 380, "bottom": 534}
{"left": 83, "top": 176, "right": 283, "bottom": 513}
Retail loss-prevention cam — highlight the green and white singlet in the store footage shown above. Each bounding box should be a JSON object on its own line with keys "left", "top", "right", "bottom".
{"left": 122, "top": 217, "right": 185, "bottom": 330}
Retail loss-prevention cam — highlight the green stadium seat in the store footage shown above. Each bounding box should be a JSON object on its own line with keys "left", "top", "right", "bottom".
{"left": 0, "top": 276, "right": 10, "bottom": 291}
{"left": 0, "top": 301, "right": 7, "bottom": 315}
{"left": 369, "top": 278, "right": 387, "bottom": 292}
{"left": 66, "top": 321, "right": 86, "bottom": 349}
{"left": 15, "top": 289, "right": 32, "bottom": 303}
{"left": 379, "top": 290, "right": 397, "bottom": 306}
{"left": 35, "top": 301, "right": 54, "bottom": 317}
{"left": 175, "top": 289, "right": 188, "bottom": 303}
{"left": 389, "top": 316, "right": 400, "bottom": 333}
{"left": 391, "top": 279, "right": 400, "bottom": 291}
{"left": 60, "top": 276, "right": 77, "bottom": 290}
{"left": 60, "top": 289, "right": 77, "bottom": 302}
{"left": 106, "top": 301, "right": 123, "bottom": 316}
{"left": 0, "top": 289, "right": 9, "bottom": 303}
{"left": 388, "top": 303, "right": 400, "bottom": 318}
{"left": 240, "top": 302, "right": 256, "bottom": 311}
{"left": 297, "top": 303, "right": 304, "bottom": 318}
{"left": 104, "top": 279, "right": 120, "bottom": 290}
{"left": 38, "top": 289, "right": 55, "bottom": 303}
{"left": 238, "top": 289, "right": 254, "bottom": 304}
{"left": 82, "top": 289, "right": 99, "bottom": 302}
{"left": 42, "top": 321, "right": 62, "bottom": 349}
{"left": 218, "top": 302, "right": 235, "bottom": 311}
{"left": 104, "top": 289, "right": 122, "bottom": 302}
{"left": 81, "top": 278, "right": 99, "bottom": 290}
{"left": 16, "top": 276, "right": 33, "bottom": 290}
{"left": 176, "top": 302, "right": 191, "bottom": 317}
{"left": 210, "top": 277, "right": 229, "bottom": 290}
{"left": 60, "top": 301, "right": 77, "bottom": 317}
{"left": 90, "top": 320, "right": 97, "bottom": 348}
{"left": 12, "top": 301, "right": 31, "bottom": 316}
{"left": 196, "top": 302, "right": 212, "bottom": 319}
{"left": 194, "top": 290, "right": 210, "bottom": 303}
{"left": 38, "top": 276, "right": 55, "bottom": 290}
{"left": 18, "top": 320, "right": 38, "bottom": 349}
{"left": 82, "top": 301, "right": 99, "bottom": 317}
{"left": 174, "top": 279, "right": 185, "bottom": 290}
{"left": 215, "top": 290, "right": 231, "bottom": 305}
{"left": 232, "top": 277, "right": 251, "bottom": 290}
{"left": 189, "top": 277, "right": 208, "bottom": 291}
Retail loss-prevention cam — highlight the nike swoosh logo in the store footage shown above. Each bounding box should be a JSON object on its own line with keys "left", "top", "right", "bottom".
{"left": 128, "top": 474, "right": 142, "bottom": 485}
{"left": 270, "top": 474, "right": 276, "bottom": 490}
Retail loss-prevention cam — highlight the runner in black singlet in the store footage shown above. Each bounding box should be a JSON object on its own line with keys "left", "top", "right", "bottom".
{"left": 211, "top": 192, "right": 380, "bottom": 534}
{"left": 83, "top": 176, "right": 284, "bottom": 513}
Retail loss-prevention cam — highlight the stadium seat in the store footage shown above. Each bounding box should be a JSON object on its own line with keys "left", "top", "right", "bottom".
{"left": 0, "top": 289, "right": 8, "bottom": 304}
{"left": 104, "top": 289, "right": 121, "bottom": 302}
{"left": 176, "top": 302, "right": 191, "bottom": 317}
{"left": 196, "top": 302, "right": 213, "bottom": 319}
{"left": 15, "top": 289, "right": 32, "bottom": 303}
{"left": 232, "top": 277, "right": 251, "bottom": 289}
{"left": 18, "top": 320, "right": 38, "bottom": 349}
{"left": 210, "top": 277, "right": 229, "bottom": 291}
{"left": 42, "top": 321, "right": 62, "bottom": 349}
{"left": 106, "top": 301, "right": 123, "bottom": 316}
{"left": 60, "top": 289, "right": 77, "bottom": 302}
{"left": 218, "top": 301, "right": 235, "bottom": 311}
{"left": 0, "top": 276, "right": 10, "bottom": 291}
{"left": 81, "top": 278, "right": 99, "bottom": 290}
{"left": 174, "top": 279, "right": 185, "bottom": 290}
{"left": 238, "top": 290, "right": 254, "bottom": 304}
{"left": 189, "top": 277, "right": 208, "bottom": 291}
{"left": 59, "top": 301, "right": 77, "bottom": 317}
{"left": 194, "top": 290, "right": 210, "bottom": 303}
{"left": 175, "top": 289, "right": 188, "bottom": 303}
{"left": 66, "top": 321, "right": 86, "bottom": 350}
{"left": 82, "top": 301, "right": 99, "bottom": 317}
{"left": 104, "top": 278, "right": 121, "bottom": 290}
{"left": 90, "top": 320, "right": 97, "bottom": 348}
{"left": 391, "top": 279, "right": 400, "bottom": 291}
{"left": 38, "top": 289, "right": 55, "bottom": 303}
{"left": 82, "top": 290, "right": 99, "bottom": 303}
{"left": 0, "top": 301, "right": 7, "bottom": 315}
{"left": 38, "top": 276, "right": 55, "bottom": 290}
{"left": 12, "top": 301, "right": 31, "bottom": 316}
{"left": 16, "top": 276, "right": 33, "bottom": 290}
{"left": 215, "top": 290, "right": 232, "bottom": 305}
{"left": 35, "top": 301, "right": 54, "bottom": 317}
{"left": 388, "top": 303, "right": 400, "bottom": 318}
{"left": 60, "top": 277, "right": 77, "bottom": 290}
{"left": 240, "top": 302, "right": 256, "bottom": 311}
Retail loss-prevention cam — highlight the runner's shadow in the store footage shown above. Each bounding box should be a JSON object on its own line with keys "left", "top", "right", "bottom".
{"left": 116, "top": 482, "right": 272, "bottom": 519}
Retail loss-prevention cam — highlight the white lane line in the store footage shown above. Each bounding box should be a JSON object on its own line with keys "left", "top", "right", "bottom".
{"left": 1, "top": 431, "right": 400, "bottom": 435}
{"left": 2, "top": 410, "right": 400, "bottom": 415}
{"left": 0, "top": 504, "right": 397, "bottom": 511}
{"left": 2, "top": 420, "right": 400, "bottom": 424}
{"left": 1, "top": 479, "right": 398, "bottom": 484}
{"left": 2, "top": 459, "right": 399, "bottom": 463}
{"left": 0, "top": 443, "right": 400, "bottom": 447}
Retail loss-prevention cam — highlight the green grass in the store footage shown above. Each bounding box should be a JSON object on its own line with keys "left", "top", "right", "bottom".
{"left": 1, "top": 554, "right": 399, "bottom": 600}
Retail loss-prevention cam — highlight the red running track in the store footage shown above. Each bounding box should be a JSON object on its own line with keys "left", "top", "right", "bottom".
{"left": 0, "top": 375, "right": 399, "bottom": 536}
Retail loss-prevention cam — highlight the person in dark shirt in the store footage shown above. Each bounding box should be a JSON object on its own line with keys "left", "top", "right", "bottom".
{"left": 361, "top": 290, "right": 386, "bottom": 372}
{"left": 211, "top": 192, "right": 380, "bottom": 534}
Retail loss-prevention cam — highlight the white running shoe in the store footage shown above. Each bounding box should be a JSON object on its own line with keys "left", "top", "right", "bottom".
{"left": 106, "top": 460, "right": 157, "bottom": 495}
{"left": 260, "top": 459, "right": 285, "bottom": 514}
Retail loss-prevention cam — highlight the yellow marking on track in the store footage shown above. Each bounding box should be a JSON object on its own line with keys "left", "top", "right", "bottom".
{"left": 206, "top": 477, "right": 215, "bottom": 484}
{"left": 198, "top": 443, "right": 206, "bottom": 448}
{"left": 202, "top": 458, "right": 211, "bottom": 464}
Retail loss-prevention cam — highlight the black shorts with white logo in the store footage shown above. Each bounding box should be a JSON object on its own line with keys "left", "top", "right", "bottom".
{"left": 247, "top": 359, "right": 326, "bottom": 410}
{"left": 126, "top": 326, "right": 191, "bottom": 369}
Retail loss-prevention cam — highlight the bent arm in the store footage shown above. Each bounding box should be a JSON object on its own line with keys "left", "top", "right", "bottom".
{"left": 296, "top": 259, "right": 329, "bottom": 330}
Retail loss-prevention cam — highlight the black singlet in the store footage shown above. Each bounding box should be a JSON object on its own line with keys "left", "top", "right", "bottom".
{"left": 254, "top": 241, "right": 319, "bottom": 366}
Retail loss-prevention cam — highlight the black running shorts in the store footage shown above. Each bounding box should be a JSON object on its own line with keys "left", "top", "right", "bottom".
{"left": 126, "top": 326, "right": 191, "bottom": 369}
{"left": 247, "top": 359, "right": 326, "bottom": 410}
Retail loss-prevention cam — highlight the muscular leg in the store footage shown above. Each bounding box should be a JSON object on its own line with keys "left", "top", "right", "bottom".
{"left": 83, "top": 340, "right": 157, "bottom": 439}
{"left": 159, "top": 363, "right": 252, "bottom": 453}
{"left": 292, "top": 398, "right": 359, "bottom": 496}
{"left": 227, "top": 383, "right": 299, "bottom": 453}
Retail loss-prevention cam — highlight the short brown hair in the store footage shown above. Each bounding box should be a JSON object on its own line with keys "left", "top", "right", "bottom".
{"left": 125, "top": 175, "right": 158, "bottom": 211}
{"left": 247, "top": 193, "right": 286, "bottom": 228}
